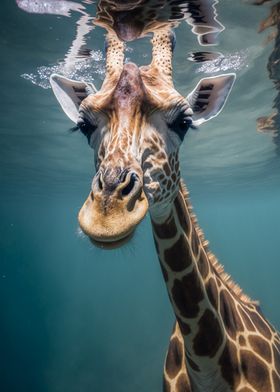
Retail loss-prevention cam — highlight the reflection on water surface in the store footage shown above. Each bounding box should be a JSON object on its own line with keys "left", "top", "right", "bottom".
{"left": 20, "top": 0, "right": 229, "bottom": 88}
{"left": 94, "top": 0, "right": 224, "bottom": 43}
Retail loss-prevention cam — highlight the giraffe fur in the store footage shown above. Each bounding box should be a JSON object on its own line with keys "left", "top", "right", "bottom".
{"left": 154, "top": 180, "right": 280, "bottom": 392}
{"left": 50, "top": 16, "right": 280, "bottom": 391}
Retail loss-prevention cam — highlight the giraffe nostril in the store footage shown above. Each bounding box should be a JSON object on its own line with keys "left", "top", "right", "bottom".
{"left": 98, "top": 172, "right": 103, "bottom": 191}
{"left": 120, "top": 169, "right": 129, "bottom": 183}
{"left": 122, "top": 173, "right": 138, "bottom": 196}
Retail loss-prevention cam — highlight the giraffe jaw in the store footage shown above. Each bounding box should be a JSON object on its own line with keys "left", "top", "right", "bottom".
{"left": 78, "top": 190, "right": 149, "bottom": 247}
{"left": 89, "top": 230, "right": 135, "bottom": 250}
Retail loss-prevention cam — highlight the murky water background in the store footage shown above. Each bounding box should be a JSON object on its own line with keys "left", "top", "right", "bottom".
{"left": 1, "top": 1, "right": 280, "bottom": 391}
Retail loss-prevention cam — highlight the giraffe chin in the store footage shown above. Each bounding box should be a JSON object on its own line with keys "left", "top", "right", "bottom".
{"left": 78, "top": 191, "right": 149, "bottom": 249}
{"left": 89, "top": 230, "right": 135, "bottom": 250}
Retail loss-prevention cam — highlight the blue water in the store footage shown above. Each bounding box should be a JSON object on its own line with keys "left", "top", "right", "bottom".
{"left": 1, "top": 1, "right": 280, "bottom": 391}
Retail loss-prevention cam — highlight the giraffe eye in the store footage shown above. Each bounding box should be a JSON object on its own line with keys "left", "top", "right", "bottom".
{"left": 170, "top": 114, "right": 193, "bottom": 141}
{"left": 178, "top": 117, "right": 192, "bottom": 130}
{"left": 77, "top": 118, "right": 97, "bottom": 142}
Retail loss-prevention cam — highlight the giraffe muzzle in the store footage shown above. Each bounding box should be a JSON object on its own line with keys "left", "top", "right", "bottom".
{"left": 78, "top": 169, "right": 149, "bottom": 246}
{"left": 97, "top": 169, "right": 138, "bottom": 197}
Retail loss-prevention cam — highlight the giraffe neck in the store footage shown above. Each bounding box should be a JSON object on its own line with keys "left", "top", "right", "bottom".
{"left": 151, "top": 184, "right": 228, "bottom": 383}
{"left": 150, "top": 181, "right": 280, "bottom": 391}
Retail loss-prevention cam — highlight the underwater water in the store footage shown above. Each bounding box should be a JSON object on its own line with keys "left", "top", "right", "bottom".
{"left": 1, "top": 0, "right": 280, "bottom": 391}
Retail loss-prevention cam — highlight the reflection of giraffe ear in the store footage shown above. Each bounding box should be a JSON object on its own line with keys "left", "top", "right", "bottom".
{"left": 187, "top": 73, "right": 236, "bottom": 126}
{"left": 50, "top": 74, "right": 97, "bottom": 123}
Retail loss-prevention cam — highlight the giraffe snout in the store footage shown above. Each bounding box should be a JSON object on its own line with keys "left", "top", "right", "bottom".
{"left": 78, "top": 168, "right": 149, "bottom": 246}
{"left": 94, "top": 168, "right": 140, "bottom": 200}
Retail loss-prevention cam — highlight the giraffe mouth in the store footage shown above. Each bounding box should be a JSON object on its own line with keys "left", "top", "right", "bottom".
{"left": 78, "top": 186, "right": 149, "bottom": 249}
{"left": 89, "top": 230, "right": 135, "bottom": 250}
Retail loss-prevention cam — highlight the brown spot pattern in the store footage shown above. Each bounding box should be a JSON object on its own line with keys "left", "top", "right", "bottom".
{"left": 193, "top": 309, "right": 223, "bottom": 357}
{"left": 163, "top": 377, "right": 171, "bottom": 392}
{"left": 239, "top": 335, "right": 246, "bottom": 346}
{"left": 219, "top": 341, "right": 240, "bottom": 389}
{"left": 157, "top": 152, "right": 166, "bottom": 161}
{"left": 248, "top": 335, "right": 272, "bottom": 363}
{"left": 272, "top": 371, "right": 280, "bottom": 391}
{"left": 163, "top": 162, "right": 171, "bottom": 176}
{"left": 167, "top": 180, "right": 172, "bottom": 190}
{"left": 238, "top": 388, "right": 254, "bottom": 392}
{"left": 238, "top": 306, "right": 256, "bottom": 332}
{"left": 178, "top": 319, "right": 191, "bottom": 336}
{"left": 143, "top": 161, "right": 153, "bottom": 171}
{"left": 197, "top": 250, "right": 209, "bottom": 280}
{"left": 273, "top": 343, "right": 280, "bottom": 373}
{"left": 240, "top": 350, "right": 272, "bottom": 391}
{"left": 174, "top": 196, "right": 191, "bottom": 236}
{"left": 176, "top": 373, "right": 191, "bottom": 392}
{"left": 186, "top": 355, "right": 200, "bottom": 372}
{"left": 164, "top": 235, "right": 193, "bottom": 272}
{"left": 220, "top": 290, "right": 244, "bottom": 339}
{"left": 172, "top": 270, "right": 204, "bottom": 318}
{"left": 165, "top": 337, "right": 184, "bottom": 379}
{"left": 248, "top": 310, "right": 272, "bottom": 339}
{"left": 206, "top": 277, "right": 218, "bottom": 309}
{"left": 152, "top": 214, "right": 177, "bottom": 239}
{"left": 191, "top": 229, "right": 199, "bottom": 258}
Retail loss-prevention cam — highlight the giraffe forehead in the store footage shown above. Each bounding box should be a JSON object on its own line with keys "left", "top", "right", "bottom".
{"left": 83, "top": 63, "right": 184, "bottom": 116}
{"left": 113, "top": 63, "right": 146, "bottom": 110}
{"left": 111, "top": 63, "right": 183, "bottom": 113}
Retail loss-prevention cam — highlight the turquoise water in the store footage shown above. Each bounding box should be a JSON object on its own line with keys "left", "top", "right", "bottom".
{"left": 1, "top": 1, "right": 280, "bottom": 391}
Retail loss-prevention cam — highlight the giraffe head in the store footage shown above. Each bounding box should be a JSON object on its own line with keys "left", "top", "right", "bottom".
{"left": 50, "top": 31, "right": 235, "bottom": 247}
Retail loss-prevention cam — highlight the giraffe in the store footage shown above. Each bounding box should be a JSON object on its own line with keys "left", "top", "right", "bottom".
{"left": 49, "top": 23, "right": 280, "bottom": 392}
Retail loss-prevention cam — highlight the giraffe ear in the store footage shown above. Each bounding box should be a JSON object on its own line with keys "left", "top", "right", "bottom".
{"left": 50, "top": 74, "right": 97, "bottom": 123}
{"left": 187, "top": 73, "right": 236, "bottom": 126}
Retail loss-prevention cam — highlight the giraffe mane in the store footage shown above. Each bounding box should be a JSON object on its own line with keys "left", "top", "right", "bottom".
{"left": 179, "top": 179, "right": 259, "bottom": 305}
